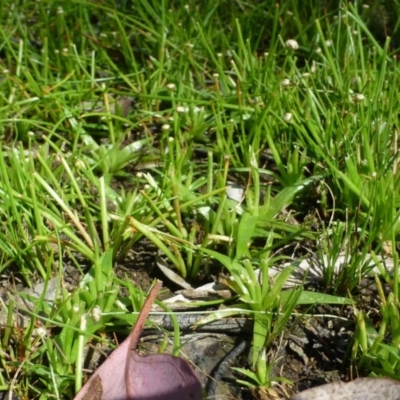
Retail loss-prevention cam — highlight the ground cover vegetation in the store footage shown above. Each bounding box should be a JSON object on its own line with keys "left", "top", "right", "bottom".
{"left": 0, "top": 0, "right": 400, "bottom": 399}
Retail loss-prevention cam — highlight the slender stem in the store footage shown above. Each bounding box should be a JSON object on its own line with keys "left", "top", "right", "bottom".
{"left": 128, "top": 280, "right": 163, "bottom": 351}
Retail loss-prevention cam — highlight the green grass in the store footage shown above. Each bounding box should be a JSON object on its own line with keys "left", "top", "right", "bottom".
{"left": 1, "top": 0, "right": 400, "bottom": 398}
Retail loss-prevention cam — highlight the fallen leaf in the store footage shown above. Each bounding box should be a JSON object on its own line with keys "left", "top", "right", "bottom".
{"left": 74, "top": 280, "right": 202, "bottom": 400}
{"left": 126, "top": 352, "right": 202, "bottom": 400}
{"left": 155, "top": 257, "right": 192, "bottom": 289}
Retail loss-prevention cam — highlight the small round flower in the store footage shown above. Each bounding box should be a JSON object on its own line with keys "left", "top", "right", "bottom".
{"left": 311, "top": 61, "right": 317, "bottom": 73}
{"left": 161, "top": 124, "right": 170, "bottom": 131}
{"left": 285, "top": 39, "right": 299, "bottom": 51}
{"left": 354, "top": 93, "right": 365, "bottom": 102}
{"left": 283, "top": 113, "right": 293, "bottom": 123}
{"left": 213, "top": 73, "right": 219, "bottom": 78}
{"left": 325, "top": 40, "right": 333, "bottom": 47}
{"left": 91, "top": 306, "right": 102, "bottom": 322}
{"left": 34, "top": 327, "right": 47, "bottom": 338}
{"left": 281, "top": 78, "right": 291, "bottom": 87}
{"left": 75, "top": 159, "right": 86, "bottom": 170}
{"left": 166, "top": 83, "right": 176, "bottom": 91}
{"left": 350, "top": 76, "right": 361, "bottom": 87}
{"left": 176, "top": 106, "right": 186, "bottom": 113}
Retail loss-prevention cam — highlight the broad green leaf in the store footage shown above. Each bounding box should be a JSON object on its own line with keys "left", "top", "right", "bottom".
{"left": 235, "top": 212, "right": 258, "bottom": 259}
{"left": 100, "top": 248, "right": 114, "bottom": 275}
{"left": 259, "top": 177, "right": 320, "bottom": 222}
{"left": 201, "top": 249, "right": 249, "bottom": 295}
{"left": 201, "top": 248, "right": 242, "bottom": 274}
{"left": 280, "top": 290, "right": 352, "bottom": 305}
{"left": 252, "top": 315, "right": 268, "bottom": 369}
{"left": 263, "top": 266, "right": 294, "bottom": 308}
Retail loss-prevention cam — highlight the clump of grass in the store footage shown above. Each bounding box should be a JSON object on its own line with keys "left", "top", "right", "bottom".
{"left": 0, "top": 0, "right": 399, "bottom": 398}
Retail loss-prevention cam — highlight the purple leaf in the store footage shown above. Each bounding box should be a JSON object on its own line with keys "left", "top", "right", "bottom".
{"left": 126, "top": 352, "right": 202, "bottom": 400}
{"left": 74, "top": 280, "right": 202, "bottom": 400}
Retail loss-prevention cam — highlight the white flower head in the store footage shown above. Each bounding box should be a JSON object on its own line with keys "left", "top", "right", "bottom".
{"left": 91, "top": 306, "right": 102, "bottom": 322}
{"left": 283, "top": 112, "right": 293, "bottom": 123}
{"left": 285, "top": 39, "right": 299, "bottom": 51}
{"left": 354, "top": 93, "right": 365, "bottom": 103}
{"left": 75, "top": 159, "right": 86, "bottom": 170}
{"left": 34, "top": 327, "right": 47, "bottom": 338}
{"left": 281, "top": 78, "right": 291, "bottom": 87}
{"left": 311, "top": 61, "right": 317, "bottom": 73}
{"left": 166, "top": 83, "right": 176, "bottom": 91}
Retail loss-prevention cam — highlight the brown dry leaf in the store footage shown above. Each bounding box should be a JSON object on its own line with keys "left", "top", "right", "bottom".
{"left": 290, "top": 377, "right": 400, "bottom": 400}
{"left": 252, "top": 386, "right": 282, "bottom": 400}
